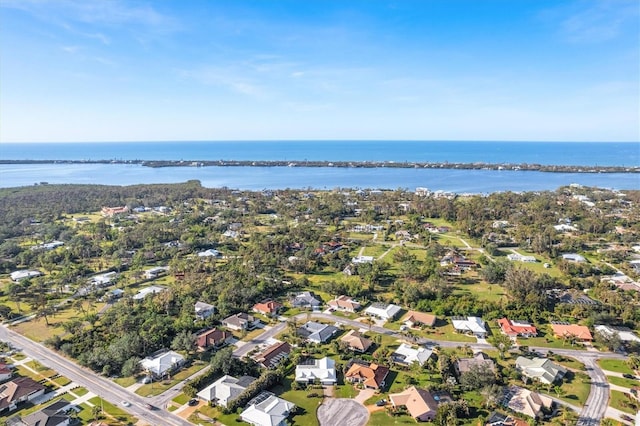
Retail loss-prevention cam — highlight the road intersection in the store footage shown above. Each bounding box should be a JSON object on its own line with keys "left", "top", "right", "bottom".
{"left": 0, "top": 311, "right": 630, "bottom": 426}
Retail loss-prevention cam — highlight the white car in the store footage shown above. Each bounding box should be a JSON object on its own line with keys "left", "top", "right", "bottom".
{"left": 121, "top": 401, "right": 131, "bottom": 407}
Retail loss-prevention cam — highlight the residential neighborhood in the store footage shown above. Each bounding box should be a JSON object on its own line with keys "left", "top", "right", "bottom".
{"left": 0, "top": 183, "right": 639, "bottom": 426}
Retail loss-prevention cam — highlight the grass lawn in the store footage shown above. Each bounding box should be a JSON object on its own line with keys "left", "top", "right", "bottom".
{"left": 609, "top": 390, "right": 640, "bottom": 414}
{"left": 52, "top": 375, "right": 72, "bottom": 386}
{"left": 189, "top": 405, "right": 240, "bottom": 425}
{"left": 454, "top": 282, "right": 507, "bottom": 304}
{"left": 271, "top": 377, "right": 322, "bottom": 426}
{"left": 598, "top": 359, "right": 635, "bottom": 375}
{"left": 525, "top": 334, "right": 582, "bottom": 350}
{"left": 72, "top": 387, "right": 89, "bottom": 397}
{"left": 555, "top": 356, "right": 586, "bottom": 371}
{"left": 114, "top": 376, "right": 138, "bottom": 387}
{"left": 88, "top": 396, "right": 138, "bottom": 424}
{"left": 335, "top": 384, "right": 359, "bottom": 398}
{"left": 368, "top": 409, "right": 417, "bottom": 425}
{"left": 421, "top": 324, "right": 477, "bottom": 343}
{"left": 172, "top": 393, "right": 190, "bottom": 405}
{"left": 235, "top": 327, "right": 267, "bottom": 342}
{"left": 135, "top": 362, "right": 208, "bottom": 397}
{"left": 76, "top": 402, "right": 96, "bottom": 423}
{"left": 557, "top": 371, "right": 592, "bottom": 406}
{"left": 12, "top": 305, "right": 85, "bottom": 342}
{"left": 607, "top": 375, "right": 640, "bottom": 389}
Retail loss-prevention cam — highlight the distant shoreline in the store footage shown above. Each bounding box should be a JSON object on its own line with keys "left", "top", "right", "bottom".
{"left": 1, "top": 159, "right": 638, "bottom": 173}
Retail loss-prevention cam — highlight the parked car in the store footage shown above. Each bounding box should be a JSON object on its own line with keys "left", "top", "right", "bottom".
{"left": 622, "top": 373, "right": 637, "bottom": 379}
{"left": 375, "top": 399, "right": 386, "bottom": 406}
{"left": 188, "top": 398, "right": 198, "bottom": 406}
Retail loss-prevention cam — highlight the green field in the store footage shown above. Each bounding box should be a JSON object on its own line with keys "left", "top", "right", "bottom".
{"left": 609, "top": 390, "right": 639, "bottom": 414}
{"left": 598, "top": 359, "right": 635, "bottom": 375}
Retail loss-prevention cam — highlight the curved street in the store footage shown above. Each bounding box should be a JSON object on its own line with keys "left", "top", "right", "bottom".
{"left": 1, "top": 310, "right": 630, "bottom": 426}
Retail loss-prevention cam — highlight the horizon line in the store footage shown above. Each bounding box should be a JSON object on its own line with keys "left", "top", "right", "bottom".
{"left": 1, "top": 139, "right": 639, "bottom": 144}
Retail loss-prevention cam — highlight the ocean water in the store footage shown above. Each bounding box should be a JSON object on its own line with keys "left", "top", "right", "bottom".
{"left": 1, "top": 141, "right": 639, "bottom": 166}
{"left": 0, "top": 141, "right": 638, "bottom": 191}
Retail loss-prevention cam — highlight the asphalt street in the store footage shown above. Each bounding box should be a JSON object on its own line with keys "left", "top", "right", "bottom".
{"left": 0, "top": 325, "right": 192, "bottom": 426}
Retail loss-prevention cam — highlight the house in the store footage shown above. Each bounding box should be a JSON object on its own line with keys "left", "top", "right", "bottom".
{"left": 240, "top": 391, "right": 295, "bottom": 426}
{"left": 253, "top": 300, "right": 283, "bottom": 317}
{"left": 0, "top": 364, "right": 13, "bottom": 382}
{"left": 352, "top": 255, "right": 374, "bottom": 264}
{"left": 554, "top": 224, "right": 578, "bottom": 232}
{"left": 139, "top": 350, "right": 185, "bottom": 379}
{"left": 31, "top": 241, "right": 65, "bottom": 251}
{"left": 10, "top": 270, "right": 42, "bottom": 282}
{"left": 364, "top": 303, "right": 402, "bottom": 321}
{"left": 485, "top": 411, "right": 529, "bottom": 426}
{"left": 327, "top": 295, "right": 361, "bottom": 313}
{"left": 389, "top": 386, "right": 439, "bottom": 422}
{"left": 195, "top": 301, "right": 216, "bottom": 320}
{"left": 451, "top": 316, "right": 487, "bottom": 338}
{"left": 502, "top": 386, "right": 553, "bottom": 419}
{"left": 102, "top": 288, "right": 124, "bottom": 301}
{"left": 595, "top": 325, "right": 640, "bottom": 343}
{"left": 291, "top": 291, "right": 322, "bottom": 309}
{"left": 454, "top": 352, "right": 496, "bottom": 376}
{"left": 497, "top": 318, "right": 538, "bottom": 338}
{"left": 562, "top": 253, "right": 586, "bottom": 263}
{"left": 196, "top": 328, "right": 233, "bottom": 351}
{"left": 0, "top": 377, "right": 46, "bottom": 413}
{"left": 254, "top": 342, "right": 292, "bottom": 369}
{"left": 144, "top": 266, "right": 169, "bottom": 280}
{"left": 294, "top": 357, "right": 337, "bottom": 385}
{"left": 90, "top": 272, "right": 117, "bottom": 287}
{"left": 196, "top": 375, "right": 256, "bottom": 406}
{"left": 101, "top": 206, "right": 129, "bottom": 217}
{"left": 515, "top": 357, "right": 567, "bottom": 385}
{"left": 296, "top": 322, "right": 339, "bottom": 344}
{"left": 222, "top": 313, "right": 261, "bottom": 331}
{"left": 506, "top": 254, "right": 537, "bottom": 263}
{"left": 340, "top": 330, "right": 372, "bottom": 353}
{"left": 19, "top": 400, "right": 72, "bottom": 426}
{"left": 402, "top": 311, "right": 436, "bottom": 328}
{"left": 132, "top": 285, "right": 165, "bottom": 300}
{"left": 198, "top": 249, "right": 222, "bottom": 258}
{"left": 549, "top": 322, "right": 593, "bottom": 342}
{"left": 344, "top": 360, "right": 389, "bottom": 389}
{"left": 391, "top": 343, "right": 433, "bottom": 367}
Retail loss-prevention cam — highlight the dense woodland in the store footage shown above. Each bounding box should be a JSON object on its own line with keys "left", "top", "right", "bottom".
{"left": 1, "top": 181, "right": 639, "bottom": 424}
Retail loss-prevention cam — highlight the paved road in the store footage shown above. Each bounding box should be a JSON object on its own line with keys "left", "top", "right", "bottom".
{"left": 576, "top": 357, "right": 610, "bottom": 426}
{"left": 0, "top": 325, "right": 192, "bottom": 426}
{"left": 232, "top": 322, "right": 287, "bottom": 358}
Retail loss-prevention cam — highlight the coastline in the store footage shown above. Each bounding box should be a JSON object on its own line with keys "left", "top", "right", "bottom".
{"left": 1, "top": 159, "right": 638, "bottom": 174}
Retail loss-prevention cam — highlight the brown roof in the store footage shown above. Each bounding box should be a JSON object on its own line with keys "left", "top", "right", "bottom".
{"left": 253, "top": 300, "right": 283, "bottom": 315}
{"left": 402, "top": 311, "right": 436, "bottom": 327}
{"left": 389, "top": 386, "right": 438, "bottom": 419}
{"left": 345, "top": 361, "right": 389, "bottom": 389}
{"left": 340, "top": 330, "right": 372, "bottom": 352}
{"left": 550, "top": 324, "right": 593, "bottom": 341}
{"left": 0, "top": 377, "right": 45, "bottom": 410}
{"left": 328, "top": 295, "right": 361, "bottom": 311}
{"left": 254, "top": 342, "right": 292, "bottom": 369}
{"left": 456, "top": 352, "right": 495, "bottom": 374}
{"left": 196, "top": 328, "right": 232, "bottom": 348}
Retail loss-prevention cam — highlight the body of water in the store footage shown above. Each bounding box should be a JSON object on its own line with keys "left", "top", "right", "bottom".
{"left": 0, "top": 163, "right": 638, "bottom": 193}
{"left": 1, "top": 141, "right": 639, "bottom": 166}
{"left": 1, "top": 141, "right": 638, "bottom": 191}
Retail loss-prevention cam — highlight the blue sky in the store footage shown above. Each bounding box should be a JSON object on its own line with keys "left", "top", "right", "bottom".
{"left": 1, "top": 0, "right": 638, "bottom": 142}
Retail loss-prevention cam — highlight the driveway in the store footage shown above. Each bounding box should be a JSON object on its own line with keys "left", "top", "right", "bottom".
{"left": 317, "top": 398, "right": 368, "bottom": 426}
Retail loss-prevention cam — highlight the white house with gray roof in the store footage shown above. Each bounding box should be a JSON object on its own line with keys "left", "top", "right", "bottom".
{"left": 364, "top": 303, "right": 402, "bottom": 321}
{"left": 240, "top": 391, "right": 295, "bottom": 426}
{"left": 515, "top": 356, "right": 567, "bottom": 385}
